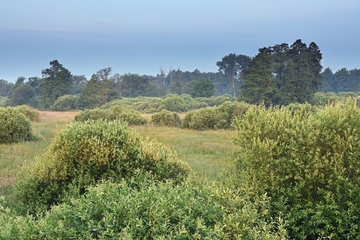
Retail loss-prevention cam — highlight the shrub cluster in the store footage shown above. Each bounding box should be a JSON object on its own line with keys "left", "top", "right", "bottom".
{"left": 151, "top": 110, "right": 181, "bottom": 127}
{"left": 13, "top": 119, "right": 190, "bottom": 215}
{"left": 74, "top": 107, "right": 148, "bottom": 125}
{"left": 183, "top": 101, "right": 250, "bottom": 130}
{"left": 0, "top": 107, "right": 41, "bottom": 144}
{"left": 232, "top": 99, "right": 360, "bottom": 239}
{"left": 1, "top": 176, "right": 287, "bottom": 239}
{"left": 103, "top": 94, "right": 234, "bottom": 113}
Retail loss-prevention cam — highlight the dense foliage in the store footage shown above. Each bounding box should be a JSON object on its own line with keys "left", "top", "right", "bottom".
{"left": 0, "top": 107, "right": 40, "bottom": 144}
{"left": 183, "top": 101, "right": 250, "bottom": 130}
{"left": 1, "top": 175, "right": 286, "bottom": 239}
{"left": 240, "top": 39, "right": 323, "bottom": 106}
{"left": 38, "top": 60, "right": 73, "bottom": 109}
{"left": 50, "top": 95, "right": 79, "bottom": 111}
{"left": 232, "top": 99, "right": 360, "bottom": 239}
{"left": 13, "top": 120, "right": 190, "bottom": 215}
{"left": 12, "top": 105, "right": 40, "bottom": 122}
{"left": 74, "top": 107, "right": 148, "bottom": 125}
{"left": 151, "top": 110, "right": 181, "bottom": 127}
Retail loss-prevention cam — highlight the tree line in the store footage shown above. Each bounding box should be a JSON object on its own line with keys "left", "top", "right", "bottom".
{"left": 0, "top": 39, "right": 359, "bottom": 110}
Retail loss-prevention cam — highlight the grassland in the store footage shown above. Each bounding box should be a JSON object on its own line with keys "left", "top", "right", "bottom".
{"left": 0, "top": 111, "right": 237, "bottom": 192}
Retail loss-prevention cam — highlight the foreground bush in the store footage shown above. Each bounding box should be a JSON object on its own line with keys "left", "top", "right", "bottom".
{"left": 1, "top": 176, "right": 287, "bottom": 239}
{"left": 0, "top": 107, "right": 41, "bottom": 144}
{"left": 232, "top": 100, "right": 360, "bottom": 239}
{"left": 151, "top": 110, "right": 181, "bottom": 127}
{"left": 74, "top": 107, "right": 148, "bottom": 125}
{"left": 14, "top": 120, "right": 190, "bottom": 215}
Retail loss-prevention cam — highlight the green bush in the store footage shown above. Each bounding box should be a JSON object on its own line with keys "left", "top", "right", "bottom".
{"left": 182, "top": 101, "right": 250, "bottom": 130}
{"left": 232, "top": 100, "right": 360, "bottom": 239}
{"left": 74, "top": 107, "right": 148, "bottom": 125}
{"left": 13, "top": 120, "right": 190, "bottom": 215}
{"left": 0, "top": 107, "right": 41, "bottom": 144}
{"left": 151, "top": 110, "right": 181, "bottom": 127}
{"left": 13, "top": 105, "right": 40, "bottom": 122}
{"left": 186, "top": 107, "right": 222, "bottom": 130}
{"left": 159, "top": 94, "right": 188, "bottom": 112}
{"left": 50, "top": 95, "right": 79, "bottom": 111}
{"left": 1, "top": 176, "right": 287, "bottom": 239}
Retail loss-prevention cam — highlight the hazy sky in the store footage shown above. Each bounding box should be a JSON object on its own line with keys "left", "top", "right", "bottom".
{"left": 1, "top": 0, "right": 359, "bottom": 82}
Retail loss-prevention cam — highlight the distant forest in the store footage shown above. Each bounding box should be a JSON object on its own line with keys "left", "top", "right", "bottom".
{"left": 0, "top": 39, "right": 359, "bottom": 109}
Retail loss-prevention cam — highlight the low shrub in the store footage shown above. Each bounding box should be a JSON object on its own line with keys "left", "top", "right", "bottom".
{"left": 1, "top": 176, "right": 287, "bottom": 239}
{"left": 13, "top": 119, "right": 190, "bottom": 215}
{"left": 13, "top": 105, "right": 40, "bottom": 122}
{"left": 159, "top": 94, "right": 188, "bottom": 112}
{"left": 74, "top": 107, "right": 148, "bottom": 125}
{"left": 151, "top": 110, "right": 181, "bottom": 127}
{"left": 183, "top": 101, "right": 250, "bottom": 130}
{"left": 0, "top": 107, "right": 41, "bottom": 144}
{"left": 50, "top": 95, "right": 79, "bottom": 111}
{"left": 232, "top": 100, "right": 360, "bottom": 239}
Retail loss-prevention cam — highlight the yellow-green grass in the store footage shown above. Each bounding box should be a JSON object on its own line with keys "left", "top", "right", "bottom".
{"left": 132, "top": 125, "right": 237, "bottom": 181}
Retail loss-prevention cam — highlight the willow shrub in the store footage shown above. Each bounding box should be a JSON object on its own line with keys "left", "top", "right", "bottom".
{"left": 13, "top": 105, "right": 40, "bottom": 122}
{"left": 74, "top": 107, "right": 148, "bottom": 125}
{"left": 232, "top": 99, "right": 360, "bottom": 239}
{"left": 183, "top": 101, "right": 250, "bottom": 130}
{"left": 13, "top": 120, "right": 190, "bottom": 215}
{"left": 1, "top": 175, "right": 287, "bottom": 239}
{"left": 151, "top": 109, "right": 181, "bottom": 127}
{"left": 0, "top": 107, "right": 41, "bottom": 144}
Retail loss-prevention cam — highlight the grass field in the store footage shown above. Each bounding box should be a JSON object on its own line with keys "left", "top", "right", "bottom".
{"left": 0, "top": 111, "right": 237, "bottom": 191}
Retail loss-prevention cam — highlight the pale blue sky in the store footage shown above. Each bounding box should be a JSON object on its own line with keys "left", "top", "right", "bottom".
{"left": 1, "top": 0, "right": 359, "bottom": 82}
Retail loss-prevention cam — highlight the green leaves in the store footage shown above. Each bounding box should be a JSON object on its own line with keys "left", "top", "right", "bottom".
{"left": 0, "top": 107, "right": 40, "bottom": 144}
{"left": 233, "top": 99, "right": 360, "bottom": 239}
{"left": 1, "top": 176, "right": 287, "bottom": 239}
{"left": 13, "top": 119, "right": 190, "bottom": 215}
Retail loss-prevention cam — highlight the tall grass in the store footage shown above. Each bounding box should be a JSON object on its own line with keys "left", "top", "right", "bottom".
{"left": 132, "top": 125, "right": 237, "bottom": 181}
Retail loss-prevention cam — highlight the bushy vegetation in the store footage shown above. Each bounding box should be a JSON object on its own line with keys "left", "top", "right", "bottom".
{"left": 183, "top": 101, "right": 250, "bottom": 130}
{"left": 13, "top": 120, "right": 190, "bottom": 215}
{"left": 74, "top": 106, "right": 148, "bottom": 125}
{"left": 0, "top": 107, "right": 41, "bottom": 144}
{"left": 103, "top": 94, "right": 234, "bottom": 113}
{"left": 151, "top": 110, "right": 181, "bottom": 127}
{"left": 13, "top": 105, "right": 40, "bottom": 122}
{"left": 50, "top": 95, "right": 79, "bottom": 111}
{"left": 1, "top": 174, "right": 287, "bottom": 239}
{"left": 232, "top": 99, "right": 360, "bottom": 239}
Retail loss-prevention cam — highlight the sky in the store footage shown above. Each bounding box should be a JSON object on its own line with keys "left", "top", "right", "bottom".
{"left": 1, "top": 0, "right": 359, "bottom": 82}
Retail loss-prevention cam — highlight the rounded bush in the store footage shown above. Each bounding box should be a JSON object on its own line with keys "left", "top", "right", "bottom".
{"left": 151, "top": 110, "right": 181, "bottom": 127}
{"left": 0, "top": 107, "right": 40, "bottom": 144}
{"left": 160, "top": 94, "right": 187, "bottom": 112}
{"left": 50, "top": 95, "right": 79, "bottom": 111}
{"left": 13, "top": 105, "right": 40, "bottom": 122}
{"left": 14, "top": 119, "right": 190, "bottom": 214}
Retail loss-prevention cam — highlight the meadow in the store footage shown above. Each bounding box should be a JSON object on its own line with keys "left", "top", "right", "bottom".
{"left": 0, "top": 111, "right": 236, "bottom": 193}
